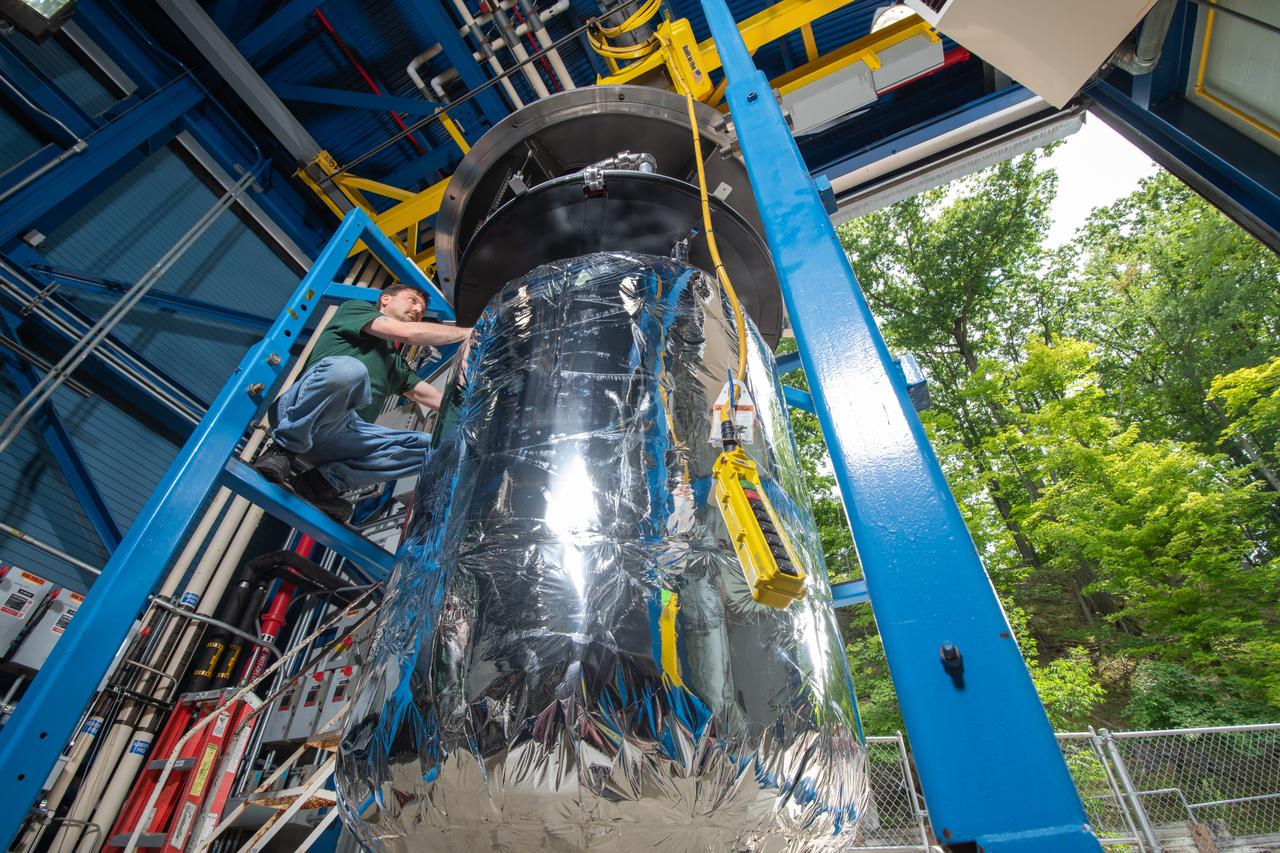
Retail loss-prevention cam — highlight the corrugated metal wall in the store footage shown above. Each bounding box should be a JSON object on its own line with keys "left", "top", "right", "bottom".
{"left": 0, "top": 108, "right": 42, "bottom": 176}
{"left": 2, "top": 146, "right": 301, "bottom": 592}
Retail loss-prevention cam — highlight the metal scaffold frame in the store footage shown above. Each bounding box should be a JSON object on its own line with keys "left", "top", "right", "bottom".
{"left": 0, "top": 209, "right": 453, "bottom": 846}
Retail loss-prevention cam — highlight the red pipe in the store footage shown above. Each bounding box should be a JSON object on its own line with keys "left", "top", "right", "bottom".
{"left": 241, "top": 535, "right": 316, "bottom": 684}
{"left": 313, "top": 9, "right": 429, "bottom": 155}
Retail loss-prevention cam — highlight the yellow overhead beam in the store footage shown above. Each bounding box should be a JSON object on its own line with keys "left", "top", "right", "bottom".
{"left": 769, "top": 15, "right": 937, "bottom": 98}
{"left": 697, "top": 0, "right": 861, "bottom": 72}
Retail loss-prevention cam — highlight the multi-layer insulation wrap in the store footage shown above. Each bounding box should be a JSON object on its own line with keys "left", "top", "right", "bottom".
{"left": 337, "top": 253, "right": 867, "bottom": 851}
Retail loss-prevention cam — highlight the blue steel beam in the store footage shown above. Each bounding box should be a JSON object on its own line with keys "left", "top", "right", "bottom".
{"left": 697, "top": 0, "right": 1100, "bottom": 849}
{"left": 775, "top": 350, "right": 802, "bottom": 374}
{"left": 0, "top": 209, "right": 444, "bottom": 845}
{"left": 0, "top": 37, "right": 97, "bottom": 141}
{"left": 29, "top": 265, "right": 276, "bottom": 332}
{"left": 237, "top": 0, "right": 323, "bottom": 62}
{"left": 0, "top": 309, "right": 122, "bottom": 554}
{"left": 0, "top": 76, "right": 203, "bottom": 242}
{"left": 1087, "top": 81, "right": 1280, "bottom": 256}
{"left": 273, "top": 83, "right": 447, "bottom": 115}
{"left": 782, "top": 384, "right": 814, "bottom": 412}
{"left": 222, "top": 459, "right": 393, "bottom": 578}
{"left": 70, "top": 2, "right": 328, "bottom": 258}
{"left": 830, "top": 578, "right": 869, "bottom": 608}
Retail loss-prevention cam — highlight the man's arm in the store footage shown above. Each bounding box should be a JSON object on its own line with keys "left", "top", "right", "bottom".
{"left": 366, "top": 316, "right": 471, "bottom": 347}
{"left": 407, "top": 380, "right": 444, "bottom": 411}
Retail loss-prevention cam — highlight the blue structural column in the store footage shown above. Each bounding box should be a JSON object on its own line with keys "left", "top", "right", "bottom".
{"left": 0, "top": 209, "right": 451, "bottom": 846}
{"left": 697, "top": 0, "right": 1100, "bottom": 849}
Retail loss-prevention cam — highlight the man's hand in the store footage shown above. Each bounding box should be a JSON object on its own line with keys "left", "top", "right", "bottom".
{"left": 408, "top": 380, "right": 444, "bottom": 411}
{"left": 366, "top": 317, "right": 472, "bottom": 348}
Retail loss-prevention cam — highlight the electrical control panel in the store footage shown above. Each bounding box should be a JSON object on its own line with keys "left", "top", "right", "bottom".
{"left": 712, "top": 448, "right": 807, "bottom": 608}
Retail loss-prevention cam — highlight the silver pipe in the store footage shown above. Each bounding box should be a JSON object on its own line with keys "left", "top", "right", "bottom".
{"left": 147, "top": 597, "right": 282, "bottom": 658}
{"left": 0, "top": 522, "right": 100, "bottom": 575}
{"left": 0, "top": 170, "right": 255, "bottom": 454}
{"left": 0, "top": 141, "right": 87, "bottom": 207}
{"left": 1110, "top": 0, "right": 1177, "bottom": 75}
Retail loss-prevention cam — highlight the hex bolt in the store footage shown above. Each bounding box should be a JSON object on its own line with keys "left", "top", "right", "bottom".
{"left": 939, "top": 642, "right": 965, "bottom": 689}
{"left": 266, "top": 353, "right": 281, "bottom": 366}
{"left": 746, "top": 91, "right": 759, "bottom": 102}
{"left": 247, "top": 383, "right": 266, "bottom": 397}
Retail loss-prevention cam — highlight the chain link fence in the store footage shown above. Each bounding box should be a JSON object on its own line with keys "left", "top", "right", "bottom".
{"left": 853, "top": 723, "right": 1280, "bottom": 851}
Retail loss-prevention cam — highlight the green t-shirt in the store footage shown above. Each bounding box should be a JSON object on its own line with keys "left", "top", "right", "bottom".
{"left": 305, "top": 300, "right": 419, "bottom": 422}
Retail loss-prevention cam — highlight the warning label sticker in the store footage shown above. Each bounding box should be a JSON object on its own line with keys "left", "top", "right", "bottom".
{"left": 189, "top": 744, "right": 219, "bottom": 799}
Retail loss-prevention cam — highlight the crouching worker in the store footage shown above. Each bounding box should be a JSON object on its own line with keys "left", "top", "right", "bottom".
{"left": 252, "top": 284, "right": 471, "bottom": 522}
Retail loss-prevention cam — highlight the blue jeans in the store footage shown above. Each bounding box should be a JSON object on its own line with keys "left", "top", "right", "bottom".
{"left": 271, "top": 356, "right": 432, "bottom": 492}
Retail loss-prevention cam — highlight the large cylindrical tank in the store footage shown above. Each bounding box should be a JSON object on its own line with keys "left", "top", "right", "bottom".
{"left": 336, "top": 252, "right": 867, "bottom": 851}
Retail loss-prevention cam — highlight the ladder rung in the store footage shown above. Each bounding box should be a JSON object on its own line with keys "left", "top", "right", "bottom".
{"left": 305, "top": 732, "right": 341, "bottom": 750}
{"left": 247, "top": 787, "right": 337, "bottom": 810}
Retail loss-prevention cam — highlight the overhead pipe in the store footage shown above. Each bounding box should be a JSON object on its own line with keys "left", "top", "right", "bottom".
{"left": 1110, "top": 0, "right": 1177, "bottom": 75}
{"left": 513, "top": 0, "right": 576, "bottom": 90}
{"left": 0, "top": 523, "right": 100, "bottom": 576}
{"left": 508, "top": 3, "right": 563, "bottom": 93}
{"left": 487, "top": 0, "right": 553, "bottom": 98}
{"left": 38, "top": 255, "right": 379, "bottom": 852}
{"left": 0, "top": 169, "right": 256, "bottom": 455}
{"left": 0, "top": 262, "right": 205, "bottom": 425}
{"left": 445, "top": 0, "right": 529, "bottom": 109}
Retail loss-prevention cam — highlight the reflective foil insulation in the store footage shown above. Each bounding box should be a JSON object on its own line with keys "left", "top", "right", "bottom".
{"left": 337, "top": 253, "right": 867, "bottom": 851}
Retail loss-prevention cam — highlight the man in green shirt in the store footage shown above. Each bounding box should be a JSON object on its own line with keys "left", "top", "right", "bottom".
{"left": 252, "top": 284, "right": 471, "bottom": 522}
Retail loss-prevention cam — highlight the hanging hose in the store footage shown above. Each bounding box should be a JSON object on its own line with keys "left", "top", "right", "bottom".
{"left": 595, "top": 0, "right": 661, "bottom": 38}
{"left": 684, "top": 92, "right": 748, "bottom": 437}
{"left": 587, "top": 0, "right": 663, "bottom": 60}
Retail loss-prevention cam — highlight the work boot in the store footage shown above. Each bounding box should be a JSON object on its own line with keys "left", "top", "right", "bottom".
{"left": 290, "top": 469, "right": 354, "bottom": 524}
{"left": 252, "top": 443, "right": 296, "bottom": 485}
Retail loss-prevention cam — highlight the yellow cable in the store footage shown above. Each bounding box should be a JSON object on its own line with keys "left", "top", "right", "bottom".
{"left": 586, "top": 26, "right": 660, "bottom": 59}
{"left": 595, "top": 0, "right": 662, "bottom": 38}
{"left": 684, "top": 92, "right": 748, "bottom": 418}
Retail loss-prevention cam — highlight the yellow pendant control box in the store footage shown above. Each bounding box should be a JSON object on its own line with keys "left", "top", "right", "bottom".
{"left": 712, "top": 448, "right": 807, "bottom": 609}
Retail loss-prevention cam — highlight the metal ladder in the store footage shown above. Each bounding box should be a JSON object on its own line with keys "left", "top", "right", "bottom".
{"left": 196, "top": 705, "right": 349, "bottom": 853}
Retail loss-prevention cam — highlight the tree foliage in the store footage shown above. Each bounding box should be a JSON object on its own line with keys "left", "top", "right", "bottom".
{"left": 782, "top": 154, "right": 1280, "bottom": 732}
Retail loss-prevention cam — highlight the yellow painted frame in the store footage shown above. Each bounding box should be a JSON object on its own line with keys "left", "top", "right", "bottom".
{"left": 1192, "top": 0, "right": 1279, "bottom": 143}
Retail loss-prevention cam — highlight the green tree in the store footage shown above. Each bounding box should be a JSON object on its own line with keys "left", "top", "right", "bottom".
{"left": 1072, "top": 172, "right": 1280, "bottom": 491}
{"left": 1210, "top": 356, "right": 1280, "bottom": 485}
{"left": 785, "top": 152, "right": 1280, "bottom": 732}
